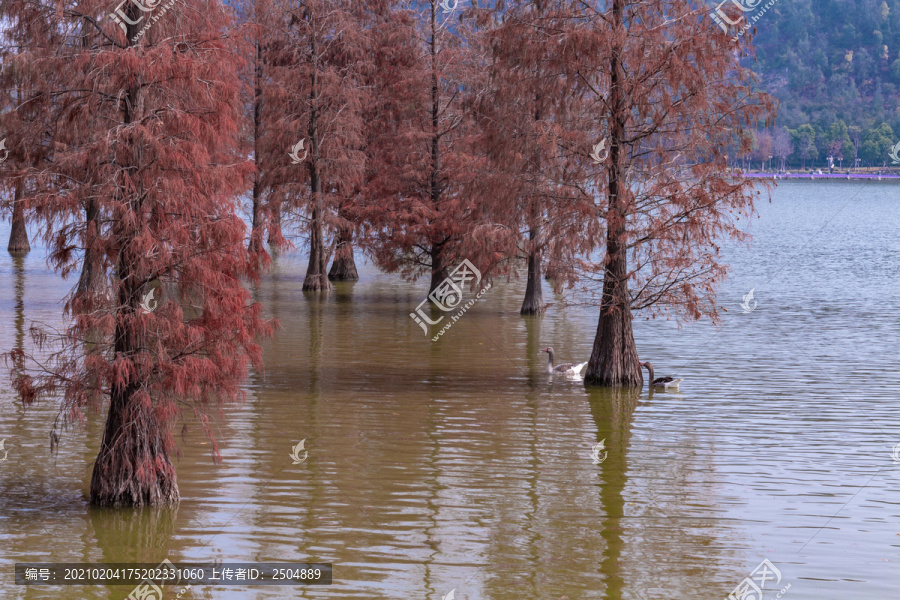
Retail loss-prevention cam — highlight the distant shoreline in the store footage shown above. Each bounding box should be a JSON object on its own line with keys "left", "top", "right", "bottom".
{"left": 739, "top": 172, "right": 900, "bottom": 181}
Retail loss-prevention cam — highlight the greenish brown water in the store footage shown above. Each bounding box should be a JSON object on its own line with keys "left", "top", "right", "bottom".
{"left": 1, "top": 181, "right": 899, "bottom": 599}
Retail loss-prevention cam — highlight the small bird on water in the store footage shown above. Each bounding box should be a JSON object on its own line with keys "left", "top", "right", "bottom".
{"left": 640, "top": 361, "right": 683, "bottom": 390}
{"left": 541, "top": 347, "right": 588, "bottom": 377}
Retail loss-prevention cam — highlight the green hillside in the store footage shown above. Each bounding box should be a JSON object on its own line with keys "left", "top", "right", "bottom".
{"left": 740, "top": 0, "right": 900, "bottom": 167}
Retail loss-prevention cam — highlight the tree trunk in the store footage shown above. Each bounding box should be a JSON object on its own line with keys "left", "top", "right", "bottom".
{"left": 583, "top": 226, "right": 643, "bottom": 387}
{"left": 328, "top": 224, "right": 359, "bottom": 281}
{"left": 303, "top": 196, "right": 332, "bottom": 291}
{"left": 522, "top": 86, "right": 545, "bottom": 314}
{"left": 89, "top": 69, "right": 179, "bottom": 506}
{"left": 90, "top": 382, "right": 179, "bottom": 507}
{"left": 426, "top": 8, "right": 448, "bottom": 297}
{"left": 584, "top": 0, "right": 643, "bottom": 388}
{"left": 521, "top": 224, "right": 544, "bottom": 315}
{"left": 90, "top": 291, "right": 179, "bottom": 505}
{"left": 7, "top": 180, "right": 30, "bottom": 254}
{"left": 267, "top": 201, "right": 281, "bottom": 246}
{"left": 428, "top": 242, "right": 450, "bottom": 293}
{"left": 302, "top": 31, "right": 332, "bottom": 292}
{"left": 89, "top": 188, "right": 178, "bottom": 508}
{"left": 249, "top": 179, "right": 264, "bottom": 255}
{"left": 249, "top": 40, "right": 264, "bottom": 255}
{"left": 77, "top": 198, "right": 109, "bottom": 298}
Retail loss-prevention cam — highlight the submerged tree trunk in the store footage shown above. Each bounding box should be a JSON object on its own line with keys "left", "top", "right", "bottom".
{"left": 77, "top": 198, "right": 108, "bottom": 298}
{"left": 90, "top": 72, "right": 179, "bottom": 506}
{"left": 303, "top": 190, "right": 331, "bottom": 291}
{"left": 90, "top": 381, "right": 179, "bottom": 507}
{"left": 8, "top": 180, "right": 30, "bottom": 254}
{"left": 89, "top": 279, "right": 179, "bottom": 505}
{"left": 584, "top": 0, "right": 642, "bottom": 388}
{"left": 302, "top": 137, "right": 332, "bottom": 290}
{"left": 520, "top": 223, "right": 544, "bottom": 315}
{"left": 328, "top": 223, "right": 358, "bottom": 281}
{"left": 302, "top": 33, "right": 332, "bottom": 292}
{"left": 583, "top": 218, "right": 643, "bottom": 387}
{"left": 428, "top": 242, "right": 450, "bottom": 294}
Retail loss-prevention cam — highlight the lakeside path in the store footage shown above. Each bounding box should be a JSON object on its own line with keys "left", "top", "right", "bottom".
{"left": 740, "top": 172, "right": 900, "bottom": 180}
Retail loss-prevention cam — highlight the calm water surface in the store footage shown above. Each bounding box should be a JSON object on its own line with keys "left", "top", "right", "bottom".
{"left": 0, "top": 181, "right": 898, "bottom": 599}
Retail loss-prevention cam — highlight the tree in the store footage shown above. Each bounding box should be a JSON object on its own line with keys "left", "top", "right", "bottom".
{"left": 790, "top": 124, "right": 818, "bottom": 169}
{"left": 826, "top": 120, "right": 853, "bottom": 168}
{"left": 362, "top": 0, "right": 491, "bottom": 293}
{"left": 238, "top": 0, "right": 281, "bottom": 259}
{"left": 327, "top": 2, "right": 388, "bottom": 283}
{"left": 848, "top": 125, "right": 862, "bottom": 168}
{"left": 772, "top": 127, "right": 793, "bottom": 171}
{"left": 477, "top": 0, "right": 600, "bottom": 316}
{"left": 861, "top": 122, "right": 895, "bottom": 165}
{"left": 754, "top": 130, "right": 773, "bottom": 172}
{"left": 4, "top": 0, "right": 272, "bottom": 506}
{"left": 262, "top": 0, "right": 367, "bottom": 292}
{"left": 0, "top": 21, "right": 52, "bottom": 254}
{"left": 559, "top": 0, "right": 773, "bottom": 386}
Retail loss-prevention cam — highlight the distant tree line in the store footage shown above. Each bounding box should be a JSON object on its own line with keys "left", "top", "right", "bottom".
{"left": 731, "top": 121, "right": 897, "bottom": 171}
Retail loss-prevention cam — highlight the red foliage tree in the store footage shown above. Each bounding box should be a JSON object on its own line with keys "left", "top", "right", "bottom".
{"left": 260, "top": 0, "right": 368, "bottom": 292}
{"left": 555, "top": 0, "right": 774, "bottom": 386}
{"left": 361, "top": 0, "right": 497, "bottom": 292}
{"left": 2, "top": 0, "right": 272, "bottom": 505}
{"left": 0, "top": 15, "right": 54, "bottom": 254}
{"left": 239, "top": 0, "right": 280, "bottom": 258}
{"left": 476, "top": 0, "right": 600, "bottom": 315}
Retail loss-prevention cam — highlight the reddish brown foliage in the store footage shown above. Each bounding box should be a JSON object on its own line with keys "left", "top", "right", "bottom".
{"left": 1, "top": 0, "right": 274, "bottom": 505}
{"left": 550, "top": 0, "right": 775, "bottom": 385}
{"left": 258, "top": 0, "right": 369, "bottom": 291}
{"left": 359, "top": 0, "right": 502, "bottom": 292}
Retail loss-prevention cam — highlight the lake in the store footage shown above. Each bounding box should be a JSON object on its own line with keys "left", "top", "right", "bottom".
{"left": 0, "top": 180, "right": 898, "bottom": 599}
